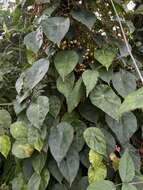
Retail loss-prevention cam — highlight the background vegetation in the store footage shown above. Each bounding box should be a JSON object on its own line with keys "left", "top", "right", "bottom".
{"left": 0, "top": 0, "right": 143, "bottom": 189}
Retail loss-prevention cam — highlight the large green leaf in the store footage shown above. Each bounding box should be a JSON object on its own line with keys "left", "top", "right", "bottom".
{"left": 16, "top": 58, "right": 49, "bottom": 94}
{"left": 71, "top": 120, "right": 87, "bottom": 152}
{"left": 122, "top": 184, "right": 137, "bottom": 190}
{"left": 57, "top": 73, "right": 75, "bottom": 99}
{"left": 24, "top": 27, "right": 43, "bottom": 54}
{"left": 106, "top": 112, "right": 137, "bottom": 146}
{"left": 32, "top": 153, "right": 47, "bottom": 174}
{"left": 41, "top": 17, "right": 70, "bottom": 45}
{"left": 95, "top": 47, "right": 116, "bottom": 70}
{"left": 67, "top": 77, "right": 84, "bottom": 113}
{"left": 90, "top": 84, "right": 121, "bottom": 120}
{"left": 12, "top": 141, "right": 34, "bottom": 159}
{"left": 54, "top": 50, "right": 79, "bottom": 80}
{"left": 87, "top": 180, "right": 116, "bottom": 190}
{"left": 82, "top": 69, "right": 99, "bottom": 97}
{"left": 0, "top": 109, "right": 11, "bottom": 128}
{"left": 26, "top": 96, "right": 49, "bottom": 129}
{"left": 10, "top": 121, "right": 28, "bottom": 140}
{"left": 58, "top": 147, "right": 79, "bottom": 185}
{"left": 119, "top": 87, "right": 143, "bottom": 116}
{"left": 112, "top": 70, "right": 136, "bottom": 97}
{"left": 48, "top": 122, "right": 74, "bottom": 163}
{"left": 71, "top": 9, "right": 96, "bottom": 29}
{"left": 119, "top": 150, "right": 135, "bottom": 182}
{"left": 83, "top": 127, "right": 106, "bottom": 156}
{"left": 0, "top": 135, "right": 11, "bottom": 158}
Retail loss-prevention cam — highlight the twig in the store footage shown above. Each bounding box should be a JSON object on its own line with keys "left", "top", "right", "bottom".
{"left": 110, "top": 0, "right": 143, "bottom": 84}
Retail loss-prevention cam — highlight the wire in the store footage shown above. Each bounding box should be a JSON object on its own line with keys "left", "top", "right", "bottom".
{"left": 110, "top": 0, "right": 143, "bottom": 84}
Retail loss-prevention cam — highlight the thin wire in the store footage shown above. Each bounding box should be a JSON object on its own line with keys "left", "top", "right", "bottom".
{"left": 110, "top": 0, "right": 143, "bottom": 84}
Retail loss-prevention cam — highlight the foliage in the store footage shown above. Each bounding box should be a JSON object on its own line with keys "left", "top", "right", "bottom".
{"left": 0, "top": 0, "right": 143, "bottom": 189}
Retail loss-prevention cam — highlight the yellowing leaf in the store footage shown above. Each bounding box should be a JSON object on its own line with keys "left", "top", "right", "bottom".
{"left": 89, "top": 150, "right": 103, "bottom": 168}
{"left": 0, "top": 135, "right": 11, "bottom": 158}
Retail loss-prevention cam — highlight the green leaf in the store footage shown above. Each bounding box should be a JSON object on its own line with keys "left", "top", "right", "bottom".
{"left": 48, "top": 158, "right": 63, "bottom": 183}
{"left": 12, "top": 141, "right": 34, "bottom": 159}
{"left": 106, "top": 112, "right": 137, "bottom": 146}
{"left": 82, "top": 70, "right": 99, "bottom": 97}
{"left": 87, "top": 180, "right": 116, "bottom": 190}
{"left": 77, "top": 177, "right": 88, "bottom": 190}
{"left": 0, "top": 135, "right": 11, "bottom": 158}
{"left": 88, "top": 164, "right": 107, "bottom": 184}
{"left": 99, "top": 67, "right": 113, "bottom": 84}
{"left": 51, "top": 184, "right": 68, "bottom": 190}
{"left": 28, "top": 172, "right": 41, "bottom": 190}
{"left": 58, "top": 147, "right": 79, "bottom": 186}
{"left": 95, "top": 47, "right": 116, "bottom": 70}
{"left": 39, "top": 168, "right": 50, "bottom": 190}
{"left": 48, "top": 122, "right": 74, "bottom": 163}
{"left": 16, "top": 58, "right": 49, "bottom": 93}
{"left": 32, "top": 153, "right": 47, "bottom": 174}
{"left": 119, "top": 87, "right": 143, "bottom": 116}
{"left": 10, "top": 121, "right": 28, "bottom": 140}
{"left": 67, "top": 77, "right": 84, "bottom": 113}
{"left": 57, "top": 73, "right": 75, "bottom": 99}
{"left": 49, "top": 95, "right": 61, "bottom": 118}
{"left": 24, "top": 27, "right": 43, "bottom": 54}
{"left": 0, "top": 109, "right": 11, "bottom": 128}
{"left": 71, "top": 9, "right": 96, "bottom": 29}
{"left": 71, "top": 120, "right": 87, "bottom": 152}
{"left": 41, "top": 17, "right": 70, "bottom": 45}
{"left": 12, "top": 173, "right": 27, "bottom": 190}
{"left": 54, "top": 50, "right": 79, "bottom": 80}
{"left": 122, "top": 184, "right": 137, "bottom": 190}
{"left": 90, "top": 84, "right": 121, "bottom": 120}
{"left": 26, "top": 96, "right": 49, "bottom": 129}
{"left": 28, "top": 127, "right": 44, "bottom": 152}
{"left": 83, "top": 127, "right": 106, "bottom": 156}
{"left": 119, "top": 150, "right": 135, "bottom": 182}
{"left": 112, "top": 69, "right": 136, "bottom": 97}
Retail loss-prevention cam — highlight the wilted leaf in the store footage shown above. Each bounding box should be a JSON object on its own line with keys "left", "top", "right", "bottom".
{"left": 87, "top": 180, "right": 116, "bottom": 190}
{"left": 41, "top": 17, "right": 70, "bottom": 45}
{"left": 71, "top": 9, "right": 96, "bottom": 29}
{"left": 112, "top": 69, "right": 136, "bottom": 97}
{"left": 90, "top": 84, "right": 121, "bottom": 120}
{"left": 12, "top": 141, "right": 34, "bottom": 159}
{"left": 49, "top": 122, "right": 74, "bottom": 163}
{"left": 58, "top": 147, "right": 79, "bottom": 185}
{"left": 119, "top": 87, "right": 143, "bottom": 116}
{"left": 0, "top": 135, "right": 11, "bottom": 158}
{"left": 82, "top": 70, "right": 99, "bottom": 97}
{"left": 119, "top": 150, "right": 135, "bottom": 182}
{"left": 54, "top": 50, "right": 79, "bottom": 80}
{"left": 27, "top": 96, "right": 49, "bottom": 129}
{"left": 84, "top": 127, "right": 106, "bottom": 156}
